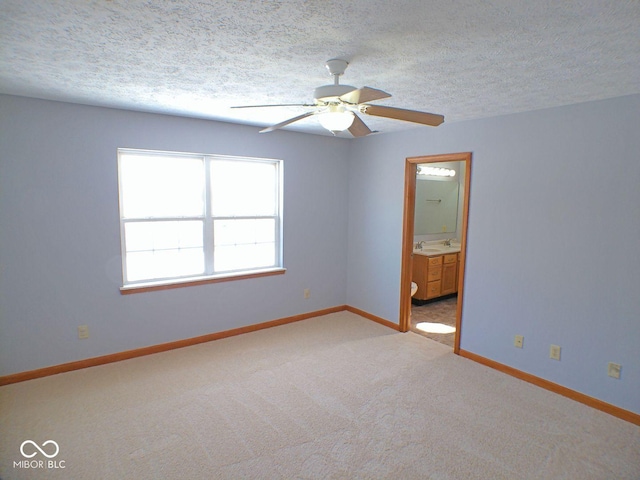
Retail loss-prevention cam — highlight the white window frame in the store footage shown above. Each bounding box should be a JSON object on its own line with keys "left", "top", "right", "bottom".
{"left": 117, "top": 148, "right": 284, "bottom": 293}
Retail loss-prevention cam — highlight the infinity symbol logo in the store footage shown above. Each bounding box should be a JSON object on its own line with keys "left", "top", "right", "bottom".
{"left": 20, "top": 440, "right": 59, "bottom": 459}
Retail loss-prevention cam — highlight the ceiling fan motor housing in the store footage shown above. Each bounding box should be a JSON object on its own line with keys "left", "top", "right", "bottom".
{"left": 313, "top": 84, "right": 357, "bottom": 102}
{"left": 314, "top": 58, "right": 356, "bottom": 102}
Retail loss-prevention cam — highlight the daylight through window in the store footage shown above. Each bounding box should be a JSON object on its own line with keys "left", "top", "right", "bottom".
{"left": 117, "top": 149, "right": 283, "bottom": 289}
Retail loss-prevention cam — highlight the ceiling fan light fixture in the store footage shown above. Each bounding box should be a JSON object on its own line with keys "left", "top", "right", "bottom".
{"left": 318, "top": 108, "right": 355, "bottom": 133}
{"left": 418, "top": 166, "right": 456, "bottom": 177}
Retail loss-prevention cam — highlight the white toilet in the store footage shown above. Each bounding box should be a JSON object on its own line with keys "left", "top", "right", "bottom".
{"left": 411, "top": 282, "right": 418, "bottom": 297}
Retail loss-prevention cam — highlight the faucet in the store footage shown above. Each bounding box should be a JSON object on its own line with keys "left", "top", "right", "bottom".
{"left": 443, "top": 238, "right": 453, "bottom": 247}
{"left": 415, "top": 241, "right": 427, "bottom": 249}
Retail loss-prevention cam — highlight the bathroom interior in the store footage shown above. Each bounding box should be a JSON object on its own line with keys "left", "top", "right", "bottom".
{"left": 410, "top": 161, "right": 465, "bottom": 348}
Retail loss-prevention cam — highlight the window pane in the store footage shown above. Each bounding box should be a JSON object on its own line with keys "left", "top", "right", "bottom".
{"left": 126, "top": 248, "right": 205, "bottom": 282}
{"left": 213, "top": 219, "right": 276, "bottom": 272}
{"left": 211, "top": 160, "right": 277, "bottom": 216}
{"left": 214, "top": 219, "right": 275, "bottom": 246}
{"left": 124, "top": 220, "right": 204, "bottom": 281}
{"left": 214, "top": 244, "right": 275, "bottom": 273}
{"left": 120, "top": 153, "right": 204, "bottom": 218}
{"left": 125, "top": 221, "right": 203, "bottom": 252}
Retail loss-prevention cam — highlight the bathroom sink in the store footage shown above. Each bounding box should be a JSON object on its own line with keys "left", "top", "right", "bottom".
{"left": 414, "top": 244, "right": 461, "bottom": 255}
{"left": 418, "top": 248, "right": 442, "bottom": 254}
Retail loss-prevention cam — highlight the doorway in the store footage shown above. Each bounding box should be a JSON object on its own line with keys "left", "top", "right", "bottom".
{"left": 399, "top": 152, "right": 472, "bottom": 354}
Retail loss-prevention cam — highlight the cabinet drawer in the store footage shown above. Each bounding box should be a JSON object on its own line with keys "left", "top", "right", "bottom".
{"left": 426, "top": 280, "right": 441, "bottom": 299}
{"left": 443, "top": 253, "right": 457, "bottom": 264}
{"left": 428, "top": 256, "right": 443, "bottom": 266}
{"left": 427, "top": 267, "right": 441, "bottom": 282}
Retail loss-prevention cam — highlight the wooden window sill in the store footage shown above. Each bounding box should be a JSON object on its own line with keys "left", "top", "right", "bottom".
{"left": 120, "top": 268, "right": 286, "bottom": 295}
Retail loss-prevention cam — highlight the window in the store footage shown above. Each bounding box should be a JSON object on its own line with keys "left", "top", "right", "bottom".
{"left": 117, "top": 149, "right": 283, "bottom": 291}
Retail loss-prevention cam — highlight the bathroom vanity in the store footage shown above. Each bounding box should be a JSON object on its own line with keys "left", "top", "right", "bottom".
{"left": 412, "top": 246, "right": 460, "bottom": 301}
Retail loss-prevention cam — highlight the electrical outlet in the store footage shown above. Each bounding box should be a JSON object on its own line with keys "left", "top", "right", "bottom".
{"left": 303, "top": 288, "right": 310, "bottom": 299}
{"left": 607, "top": 362, "right": 621, "bottom": 379}
{"left": 549, "top": 344, "right": 561, "bottom": 360}
{"left": 78, "top": 325, "right": 89, "bottom": 339}
{"left": 514, "top": 335, "right": 524, "bottom": 348}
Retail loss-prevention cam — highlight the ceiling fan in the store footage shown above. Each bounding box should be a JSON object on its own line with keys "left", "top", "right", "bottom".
{"left": 232, "top": 59, "right": 444, "bottom": 137}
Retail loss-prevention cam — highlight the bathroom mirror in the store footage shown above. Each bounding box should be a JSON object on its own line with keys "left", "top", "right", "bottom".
{"left": 414, "top": 174, "right": 460, "bottom": 235}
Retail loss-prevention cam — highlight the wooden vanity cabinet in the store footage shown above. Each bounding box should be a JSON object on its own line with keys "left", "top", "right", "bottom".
{"left": 412, "top": 252, "right": 458, "bottom": 301}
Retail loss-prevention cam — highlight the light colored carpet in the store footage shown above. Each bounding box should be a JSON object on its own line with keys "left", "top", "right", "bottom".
{"left": 1, "top": 311, "right": 638, "bottom": 479}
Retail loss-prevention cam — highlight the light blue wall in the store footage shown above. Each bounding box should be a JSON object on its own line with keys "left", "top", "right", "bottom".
{"left": 347, "top": 95, "right": 640, "bottom": 414}
{"left": 0, "top": 95, "right": 350, "bottom": 375}
{"left": 2, "top": 94, "right": 638, "bottom": 415}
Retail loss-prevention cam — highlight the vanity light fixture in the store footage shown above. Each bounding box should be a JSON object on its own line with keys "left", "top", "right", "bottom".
{"left": 318, "top": 104, "right": 355, "bottom": 133}
{"left": 417, "top": 166, "right": 456, "bottom": 177}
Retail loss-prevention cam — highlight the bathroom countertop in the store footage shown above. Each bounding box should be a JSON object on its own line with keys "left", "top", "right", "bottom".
{"left": 413, "top": 245, "right": 461, "bottom": 257}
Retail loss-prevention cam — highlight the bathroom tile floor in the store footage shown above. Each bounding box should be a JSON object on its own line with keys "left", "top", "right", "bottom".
{"left": 410, "top": 296, "right": 457, "bottom": 348}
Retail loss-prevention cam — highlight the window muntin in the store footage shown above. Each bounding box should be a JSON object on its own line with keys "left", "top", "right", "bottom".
{"left": 213, "top": 218, "right": 277, "bottom": 273}
{"left": 117, "top": 149, "right": 283, "bottom": 288}
{"left": 124, "top": 220, "right": 205, "bottom": 282}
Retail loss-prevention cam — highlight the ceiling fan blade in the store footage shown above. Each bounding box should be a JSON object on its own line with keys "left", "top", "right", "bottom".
{"left": 361, "top": 104, "right": 444, "bottom": 126}
{"left": 259, "top": 111, "right": 317, "bottom": 133}
{"left": 340, "top": 87, "right": 391, "bottom": 105}
{"left": 348, "top": 114, "right": 374, "bottom": 137}
{"left": 231, "top": 103, "right": 316, "bottom": 109}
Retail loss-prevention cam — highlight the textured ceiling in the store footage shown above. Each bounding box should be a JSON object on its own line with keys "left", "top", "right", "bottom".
{"left": 1, "top": 1, "right": 639, "bottom": 138}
